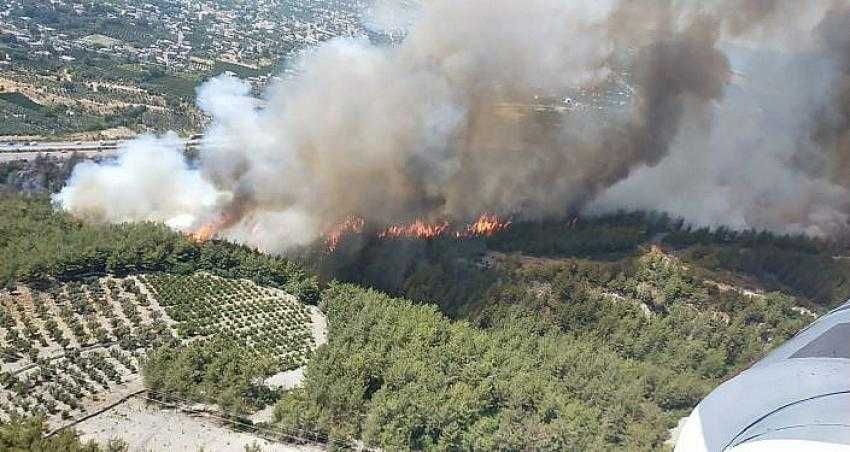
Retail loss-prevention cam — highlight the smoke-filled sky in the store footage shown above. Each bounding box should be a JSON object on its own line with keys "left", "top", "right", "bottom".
{"left": 55, "top": 0, "right": 850, "bottom": 252}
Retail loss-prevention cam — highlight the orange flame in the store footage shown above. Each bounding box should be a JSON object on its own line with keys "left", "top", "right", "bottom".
{"left": 458, "top": 213, "right": 512, "bottom": 238}
{"left": 322, "top": 214, "right": 512, "bottom": 252}
{"left": 324, "top": 216, "right": 365, "bottom": 250}
{"left": 191, "top": 224, "right": 217, "bottom": 242}
{"left": 380, "top": 214, "right": 511, "bottom": 240}
{"left": 190, "top": 214, "right": 234, "bottom": 243}
{"left": 380, "top": 219, "right": 450, "bottom": 239}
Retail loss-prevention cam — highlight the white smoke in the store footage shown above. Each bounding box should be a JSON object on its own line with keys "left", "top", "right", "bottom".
{"left": 361, "top": 0, "right": 421, "bottom": 35}
{"left": 54, "top": 134, "right": 228, "bottom": 231}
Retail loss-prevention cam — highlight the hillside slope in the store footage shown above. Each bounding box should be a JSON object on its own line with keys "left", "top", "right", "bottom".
{"left": 279, "top": 214, "right": 850, "bottom": 449}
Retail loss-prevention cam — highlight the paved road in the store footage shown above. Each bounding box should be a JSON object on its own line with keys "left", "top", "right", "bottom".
{"left": 0, "top": 140, "right": 120, "bottom": 152}
{"left": 0, "top": 138, "right": 203, "bottom": 162}
{"left": 0, "top": 148, "right": 119, "bottom": 163}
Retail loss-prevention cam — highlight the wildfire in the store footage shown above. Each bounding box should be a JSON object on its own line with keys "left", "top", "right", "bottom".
{"left": 458, "top": 213, "right": 512, "bottom": 238}
{"left": 379, "top": 219, "right": 450, "bottom": 239}
{"left": 191, "top": 223, "right": 218, "bottom": 242}
{"left": 324, "top": 216, "right": 365, "bottom": 250}
{"left": 323, "top": 213, "right": 512, "bottom": 251}
{"left": 380, "top": 214, "right": 511, "bottom": 240}
{"left": 189, "top": 213, "right": 235, "bottom": 243}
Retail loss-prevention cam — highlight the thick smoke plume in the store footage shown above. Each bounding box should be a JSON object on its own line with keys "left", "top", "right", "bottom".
{"left": 591, "top": 0, "right": 850, "bottom": 237}
{"left": 56, "top": 0, "right": 850, "bottom": 251}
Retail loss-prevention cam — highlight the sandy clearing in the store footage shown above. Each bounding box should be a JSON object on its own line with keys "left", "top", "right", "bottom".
{"left": 264, "top": 368, "right": 305, "bottom": 391}
{"left": 307, "top": 306, "right": 327, "bottom": 347}
{"left": 75, "top": 397, "right": 323, "bottom": 452}
{"left": 249, "top": 404, "right": 277, "bottom": 425}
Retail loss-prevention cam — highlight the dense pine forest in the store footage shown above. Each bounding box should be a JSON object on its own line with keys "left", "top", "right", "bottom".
{"left": 0, "top": 194, "right": 318, "bottom": 301}
{"left": 274, "top": 215, "right": 849, "bottom": 449}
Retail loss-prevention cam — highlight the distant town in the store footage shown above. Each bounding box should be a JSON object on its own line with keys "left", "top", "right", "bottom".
{"left": 0, "top": 0, "right": 394, "bottom": 138}
{"left": 1, "top": 0, "right": 380, "bottom": 71}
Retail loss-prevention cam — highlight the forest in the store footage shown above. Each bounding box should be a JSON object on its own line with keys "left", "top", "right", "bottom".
{"left": 275, "top": 252, "right": 813, "bottom": 449}
{"left": 274, "top": 211, "right": 849, "bottom": 449}
{"left": 0, "top": 415, "right": 126, "bottom": 451}
{"left": 0, "top": 195, "right": 318, "bottom": 302}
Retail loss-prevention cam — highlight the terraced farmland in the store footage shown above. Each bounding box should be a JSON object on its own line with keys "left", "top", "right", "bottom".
{"left": 0, "top": 274, "right": 317, "bottom": 429}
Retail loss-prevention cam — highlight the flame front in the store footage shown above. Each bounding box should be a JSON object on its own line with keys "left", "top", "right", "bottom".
{"left": 190, "top": 223, "right": 218, "bottom": 242}
{"left": 189, "top": 213, "right": 236, "bottom": 243}
{"left": 459, "top": 214, "right": 512, "bottom": 238}
{"left": 380, "top": 219, "right": 450, "bottom": 239}
{"left": 324, "top": 216, "right": 366, "bottom": 250}
{"left": 381, "top": 214, "right": 511, "bottom": 240}
{"left": 324, "top": 214, "right": 511, "bottom": 251}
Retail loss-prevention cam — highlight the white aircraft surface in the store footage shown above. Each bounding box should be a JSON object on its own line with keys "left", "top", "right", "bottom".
{"left": 675, "top": 300, "right": 850, "bottom": 451}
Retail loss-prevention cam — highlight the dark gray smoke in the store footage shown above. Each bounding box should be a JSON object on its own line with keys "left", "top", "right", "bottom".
{"left": 55, "top": 0, "right": 850, "bottom": 250}
{"left": 725, "top": 0, "right": 788, "bottom": 35}
{"left": 591, "top": 1, "right": 850, "bottom": 237}
{"left": 808, "top": 7, "right": 850, "bottom": 187}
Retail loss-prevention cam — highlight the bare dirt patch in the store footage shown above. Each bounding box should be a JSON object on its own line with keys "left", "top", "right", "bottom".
{"left": 75, "top": 396, "right": 323, "bottom": 452}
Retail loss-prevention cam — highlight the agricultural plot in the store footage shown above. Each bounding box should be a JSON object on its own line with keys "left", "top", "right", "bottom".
{"left": 142, "top": 274, "right": 315, "bottom": 370}
{"left": 0, "top": 274, "right": 316, "bottom": 429}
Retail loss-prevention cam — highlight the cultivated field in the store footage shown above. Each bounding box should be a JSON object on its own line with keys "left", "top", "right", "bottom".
{"left": 0, "top": 273, "right": 317, "bottom": 430}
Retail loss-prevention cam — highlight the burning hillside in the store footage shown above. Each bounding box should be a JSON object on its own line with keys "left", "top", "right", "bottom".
{"left": 322, "top": 214, "right": 512, "bottom": 251}
{"left": 323, "top": 216, "right": 366, "bottom": 251}
{"left": 460, "top": 214, "right": 513, "bottom": 238}
{"left": 190, "top": 216, "right": 231, "bottom": 242}
{"left": 380, "top": 219, "right": 450, "bottom": 240}
{"left": 190, "top": 224, "right": 219, "bottom": 243}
